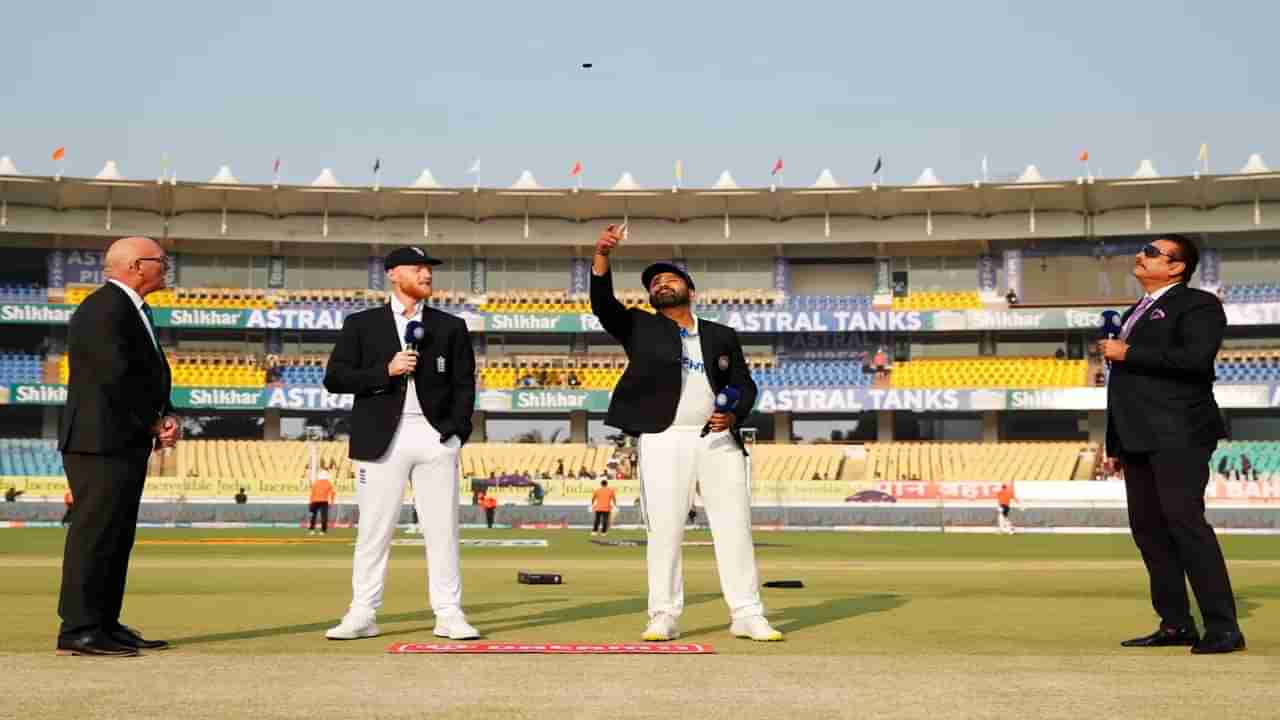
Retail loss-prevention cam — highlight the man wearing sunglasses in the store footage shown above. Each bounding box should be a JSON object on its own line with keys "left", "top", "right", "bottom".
{"left": 1098, "top": 234, "right": 1242, "bottom": 654}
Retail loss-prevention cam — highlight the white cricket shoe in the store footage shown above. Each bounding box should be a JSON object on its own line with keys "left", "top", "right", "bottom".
{"left": 325, "top": 613, "right": 379, "bottom": 640}
{"left": 642, "top": 613, "right": 680, "bottom": 641}
{"left": 433, "top": 614, "right": 481, "bottom": 640}
{"left": 730, "top": 615, "right": 784, "bottom": 642}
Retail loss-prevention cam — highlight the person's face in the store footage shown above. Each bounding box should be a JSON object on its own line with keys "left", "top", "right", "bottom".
{"left": 132, "top": 247, "right": 170, "bottom": 296}
{"left": 648, "top": 272, "right": 691, "bottom": 309}
{"left": 388, "top": 264, "right": 433, "bottom": 301}
{"left": 1133, "top": 239, "right": 1185, "bottom": 286}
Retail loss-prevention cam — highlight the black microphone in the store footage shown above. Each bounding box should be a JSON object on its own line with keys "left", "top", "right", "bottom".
{"left": 701, "top": 386, "right": 741, "bottom": 437}
{"left": 1100, "top": 310, "right": 1122, "bottom": 340}
{"left": 404, "top": 320, "right": 425, "bottom": 352}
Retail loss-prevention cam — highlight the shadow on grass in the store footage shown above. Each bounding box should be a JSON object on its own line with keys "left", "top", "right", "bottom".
{"left": 680, "top": 593, "right": 909, "bottom": 639}
{"left": 380, "top": 593, "right": 723, "bottom": 639}
{"left": 171, "top": 599, "right": 564, "bottom": 646}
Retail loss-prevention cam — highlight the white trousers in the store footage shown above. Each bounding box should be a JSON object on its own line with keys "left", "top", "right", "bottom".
{"left": 638, "top": 426, "right": 764, "bottom": 621}
{"left": 348, "top": 415, "right": 463, "bottom": 618}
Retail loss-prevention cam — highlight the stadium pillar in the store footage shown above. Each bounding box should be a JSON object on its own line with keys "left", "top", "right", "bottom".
{"left": 981, "top": 411, "right": 1000, "bottom": 443}
{"left": 263, "top": 408, "right": 281, "bottom": 441}
{"left": 773, "top": 411, "right": 793, "bottom": 444}
{"left": 1086, "top": 410, "right": 1106, "bottom": 445}
{"left": 471, "top": 410, "right": 487, "bottom": 442}
{"left": 876, "top": 411, "right": 894, "bottom": 442}
{"left": 569, "top": 410, "right": 587, "bottom": 443}
{"left": 42, "top": 406, "right": 60, "bottom": 440}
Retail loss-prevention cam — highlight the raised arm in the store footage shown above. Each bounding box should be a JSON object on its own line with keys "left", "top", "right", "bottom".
{"left": 590, "top": 224, "right": 635, "bottom": 343}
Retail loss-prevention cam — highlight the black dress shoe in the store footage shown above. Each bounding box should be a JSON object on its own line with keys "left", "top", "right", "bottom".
{"left": 1191, "top": 630, "right": 1246, "bottom": 655}
{"left": 1121, "top": 626, "right": 1199, "bottom": 647}
{"left": 56, "top": 631, "right": 140, "bottom": 657}
{"left": 109, "top": 625, "right": 170, "bottom": 650}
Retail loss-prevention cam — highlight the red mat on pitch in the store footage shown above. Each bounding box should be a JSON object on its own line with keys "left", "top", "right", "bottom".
{"left": 387, "top": 642, "right": 715, "bottom": 654}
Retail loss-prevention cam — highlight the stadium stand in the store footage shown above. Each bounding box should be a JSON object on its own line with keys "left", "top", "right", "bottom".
{"left": 0, "top": 351, "right": 44, "bottom": 385}
{"left": 783, "top": 294, "right": 873, "bottom": 311}
{"left": 0, "top": 438, "right": 63, "bottom": 476}
{"left": 478, "top": 353, "right": 777, "bottom": 391}
{"left": 755, "top": 359, "right": 872, "bottom": 388}
{"left": 460, "top": 443, "right": 614, "bottom": 479}
{"left": 890, "top": 357, "right": 1089, "bottom": 388}
{"left": 0, "top": 282, "right": 47, "bottom": 303}
{"left": 890, "top": 291, "right": 983, "bottom": 311}
{"left": 58, "top": 352, "right": 267, "bottom": 387}
{"left": 1220, "top": 283, "right": 1280, "bottom": 304}
{"left": 1210, "top": 440, "right": 1280, "bottom": 479}
{"left": 861, "top": 442, "right": 1093, "bottom": 483}
{"left": 752, "top": 443, "right": 851, "bottom": 482}
{"left": 177, "top": 440, "right": 353, "bottom": 484}
{"left": 1215, "top": 348, "right": 1280, "bottom": 384}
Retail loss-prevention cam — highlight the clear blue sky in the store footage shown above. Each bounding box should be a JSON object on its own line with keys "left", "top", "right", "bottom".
{"left": 2, "top": 0, "right": 1275, "bottom": 187}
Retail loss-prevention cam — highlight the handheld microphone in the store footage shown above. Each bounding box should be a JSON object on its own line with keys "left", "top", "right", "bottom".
{"left": 404, "top": 320, "right": 425, "bottom": 352}
{"left": 701, "top": 386, "right": 741, "bottom": 437}
{"left": 1100, "top": 310, "right": 1122, "bottom": 340}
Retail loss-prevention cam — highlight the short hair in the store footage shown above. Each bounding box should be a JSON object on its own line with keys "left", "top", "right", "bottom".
{"left": 600, "top": 479, "right": 608, "bottom": 486}
{"left": 1158, "top": 234, "right": 1200, "bottom": 281}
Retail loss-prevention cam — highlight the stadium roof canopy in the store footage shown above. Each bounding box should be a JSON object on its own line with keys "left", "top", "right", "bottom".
{"left": 1, "top": 161, "right": 1279, "bottom": 249}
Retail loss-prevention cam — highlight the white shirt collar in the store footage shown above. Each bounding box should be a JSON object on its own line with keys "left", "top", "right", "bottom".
{"left": 677, "top": 315, "right": 700, "bottom": 338}
{"left": 1145, "top": 281, "right": 1182, "bottom": 303}
{"left": 107, "top": 279, "right": 146, "bottom": 309}
{"left": 390, "top": 293, "right": 422, "bottom": 318}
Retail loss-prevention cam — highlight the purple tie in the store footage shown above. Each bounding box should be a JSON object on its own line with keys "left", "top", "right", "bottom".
{"left": 1119, "top": 296, "right": 1154, "bottom": 340}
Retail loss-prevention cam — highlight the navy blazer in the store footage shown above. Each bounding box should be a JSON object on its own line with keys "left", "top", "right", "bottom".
{"left": 590, "top": 268, "right": 757, "bottom": 452}
{"left": 59, "top": 282, "right": 173, "bottom": 455}
{"left": 1105, "top": 283, "right": 1228, "bottom": 455}
{"left": 324, "top": 303, "right": 476, "bottom": 461}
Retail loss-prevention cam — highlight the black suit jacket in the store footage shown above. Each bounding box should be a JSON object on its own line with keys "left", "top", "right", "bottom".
{"left": 590, "top": 268, "right": 757, "bottom": 451}
{"left": 1106, "top": 283, "right": 1228, "bottom": 455}
{"left": 324, "top": 303, "right": 476, "bottom": 461}
{"left": 59, "top": 282, "right": 173, "bottom": 455}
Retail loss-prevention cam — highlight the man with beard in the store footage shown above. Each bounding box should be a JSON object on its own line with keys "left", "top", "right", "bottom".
{"left": 322, "top": 246, "right": 479, "bottom": 641}
{"left": 590, "top": 224, "right": 782, "bottom": 642}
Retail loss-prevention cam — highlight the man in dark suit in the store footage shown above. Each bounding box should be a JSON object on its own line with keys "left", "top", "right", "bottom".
{"left": 57, "top": 236, "right": 178, "bottom": 657}
{"left": 1100, "top": 233, "right": 1243, "bottom": 654}
{"left": 322, "top": 246, "right": 479, "bottom": 641}
{"left": 592, "top": 224, "right": 781, "bottom": 643}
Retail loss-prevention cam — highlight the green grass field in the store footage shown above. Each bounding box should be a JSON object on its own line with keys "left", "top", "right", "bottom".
{"left": 3, "top": 527, "right": 1279, "bottom": 719}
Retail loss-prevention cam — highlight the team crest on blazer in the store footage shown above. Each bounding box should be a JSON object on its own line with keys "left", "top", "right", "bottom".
{"left": 717, "top": 355, "right": 729, "bottom": 371}
{"left": 1149, "top": 309, "right": 1167, "bottom": 320}
{"left": 437, "top": 356, "right": 446, "bottom": 373}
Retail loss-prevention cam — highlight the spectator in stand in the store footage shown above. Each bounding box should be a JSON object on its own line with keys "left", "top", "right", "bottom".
{"left": 5, "top": 486, "right": 23, "bottom": 502}
{"left": 480, "top": 491, "right": 498, "bottom": 529}
{"left": 1240, "top": 454, "right": 1256, "bottom": 482}
{"left": 265, "top": 354, "right": 283, "bottom": 386}
{"left": 590, "top": 480, "right": 617, "bottom": 536}
{"left": 1005, "top": 289, "right": 1019, "bottom": 305}
{"left": 234, "top": 487, "right": 248, "bottom": 504}
{"left": 566, "top": 372, "right": 581, "bottom": 388}
{"left": 873, "top": 347, "right": 889, "bottom": 379}
{"left": 1055, "top": 347, "right": 1067, "bottom": 361}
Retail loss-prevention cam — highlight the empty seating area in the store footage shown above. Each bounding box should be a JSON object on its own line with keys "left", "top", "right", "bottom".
{"left": 1221, "top": 283, "right": 1280, "bottom": 304}
{"left": 460, "top": 443, "right": 614, "bottom": 480}
{"left": 783, "top": 295, "right": 873, "bottom": 312}
{"left": 477, "top": 288, "right": 786, "bottom": 314}
{"left": 59, "top": 352, "right": 266, "bottom": 387}
{"left": 1210, "top": 441, "right": 1280, "bottom": 479}
{"left": 891, "top": 357, "right": 1088, "bottom": 388}
{"left": 890, "top": 291, "right": 982, "bottom": 311}
{"left": 0, "top": 282, "right": 46, "bottom": 303}
{"left": 273, "top": 354, "right": 328, "bottom": 385}
{"left": 1215, "top": 348, "right": 1280, "bottom": 384}
{"left": 0, "top": 351, "right": 44, "bottom": 384}
{"left": 755, "top": 359, "right": 872, "bottom": 388}
{"left": 0, "top": 438, "right": 62, "bottom": 476}
{"left": 863, "top": 442, "right": 1091, "bottom": 483}
{"left": 178, "top": 439, "right": 353, "bottom": 485}
{"left": 752, "top": 444, "right": 850, "bottom": 482}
